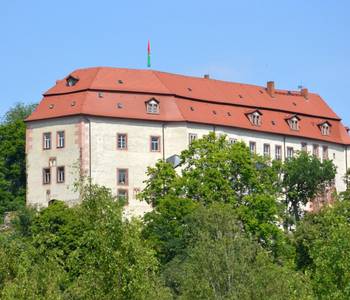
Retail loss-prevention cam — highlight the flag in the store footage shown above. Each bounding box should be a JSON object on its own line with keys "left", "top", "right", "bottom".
{"left": 147, "top": 40, "right": 151, "bottom": 68}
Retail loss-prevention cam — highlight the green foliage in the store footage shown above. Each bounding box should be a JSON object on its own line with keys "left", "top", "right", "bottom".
{"left": 295, "top": 200, "right": 350, "bottom": 299}
{"left": 141, "top": 133, "right": 288, "bottom": 259}
{"left": 282, "top": 151, "right": 336, "bottom": 228}
{"left": 0, "top": 103, "right": 36, "bottom": 219}
{"left": 0, "top": 184, "right": 171, "bottom": 299}
{"left": 164, "top": 204, "right": 313, "bottom": 299}
{"left": 143, "top": 196, "right": 199, "bottom": 264}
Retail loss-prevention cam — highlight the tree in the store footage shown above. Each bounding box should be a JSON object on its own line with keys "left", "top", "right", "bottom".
{"left": 282, "top": 151, "right": 336, "bottom": 229}
{"left": 164, "top": 204, "right": 313, "bottom": 300}
{"left": 0, "top": 103, "right": 36, "bottom": 219}
{"left": 140, "top": 133, "right": 287, "bottom": 259}
{"left": 0, "top": 184, "right": 171, "bottom": 299}
{"left": 295, "top": 199, "right": 350, "bottom": 299}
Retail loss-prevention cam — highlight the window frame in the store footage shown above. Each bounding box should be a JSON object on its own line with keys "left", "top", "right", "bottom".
{"left": 43, "top": 168, "right": 51, "bottom": 185}
{"left": 43, "top": 132, "right": 52, "bottom": 150}
{"left": 287, "top": 147, "right": 294, "bottom": 159}
{"left": 150, "top": 136, "right": 161, "bottom": 152}
{"left": 322, "top": 145, "right": 329, "bottom": 160}
{"left": 117, "top": 168, "right": 129, "bottom": 186}
{"left": 188, "top": 133, "right": 198, "bottom": 144}
{"left": 117, "top": 188, "right": 129, "bottom": 203}
{"left": 263, "top": 143, "right": 270, "bottom": 158}
{"left": 249, "top": 141, "right": 256, "bottom": 154}
{"left": 313, "top": 144, "right": 319, "bottom": 157}
{"left": 146, "top": 99, "right": 160, "bottom": 114}
{"left": 301, "top": 142, "right": 307, "bottom": 152}
{"left": 117, "top": 133, "right": 128, "bottom": 150}
{"left": 56, "top": 131, "right": 65, "bottom": 149}
{"left": 56, "top": 166, "right": 65, "bottom": 183}
{"left": 275, "top": 145, "right": 282, "bottom": 160}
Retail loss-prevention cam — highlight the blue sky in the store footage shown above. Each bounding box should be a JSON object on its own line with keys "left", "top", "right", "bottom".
{"left": 1, "top": 1, "right": 349, "bottom": 124}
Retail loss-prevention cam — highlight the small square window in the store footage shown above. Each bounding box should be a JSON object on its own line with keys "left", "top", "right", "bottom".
{"left": 57, "top": 131, "right": 65, "bottom": 148}
{"left": 249, "top": 141, "right": 256, "bottom": 154}
{"left": 146, "top": 99, "right": 159, "bottom": 114}
{"left": 43, "top": 168, "right": 51, "bottom": 185}
{"left": 117, "top": 133, "right": 128, "bottom": 150}
{"left": 57, "top": 166, "right": 65, "bottom": 183}
{"left": 263, "top": 144, "right": 270, "bottom": 158}
{"left": 150, "top": 136, "right": 161, "bottom": 152}
{"left": 287, "top": 147, "right": 294, "bottom": 159}
{"left": 117, "top": 189, "right": 128, "bottom": 203}
{"left": 275, "top": 145, "right": 282, "bottom": 160}
{"left": 117, "top": 169, "right": 128, "bottom": 185}
{"left": 301, "top": 142, "right": 307, "bottom": 152}
{"left": 229, "top": 138, "right": 237, "bottom": 144}
{"left": 43, "top": 132, "right": 51, "bottom": 150}
{"left": 189, "top": 133, "right": 197, "bottom": 144}
{"left": 322, "top": 146, "right": 329, "bottom": 160}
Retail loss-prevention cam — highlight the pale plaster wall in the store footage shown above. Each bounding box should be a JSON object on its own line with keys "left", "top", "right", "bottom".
{"left": 26, "top": 117, "right": 83, "bottom": 208}
{"left": 26, "top": 117, "right": 349, "bottom": 216}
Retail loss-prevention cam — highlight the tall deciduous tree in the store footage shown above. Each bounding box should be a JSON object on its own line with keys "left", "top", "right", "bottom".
{"left": 140, "top": 133, "right": 289, "bottom": 261}
{"left": 282, "top": 151, "right": 336, "bottom": 229}
{"left": 295, "top": 199, "right": 350, "bottom": 299}
{"left": 0, "top": 103, "right": 36, "bottom": 219}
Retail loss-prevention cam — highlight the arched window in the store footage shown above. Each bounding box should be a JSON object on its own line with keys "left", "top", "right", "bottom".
{"left": 146, "top": 99, "right": 159, "bottom": 114}
{"left": 319, "top": 122, "right": 331, "bottom": 136}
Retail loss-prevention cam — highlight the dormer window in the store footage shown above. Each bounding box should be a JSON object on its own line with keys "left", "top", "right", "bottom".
{"left": 66, "top": 75, "right": 79, "bottom": 87}
{"left": 246, "top": 110, "right": 262, "bottom": 126}
{"left": 146, "top": 98, "right": 159, "bottom": 114}
{"left": 286, "top": 115, "right": 300, "bottom": 131}
{"left": 319, "top": 121, "right": 331, "bottom": 136}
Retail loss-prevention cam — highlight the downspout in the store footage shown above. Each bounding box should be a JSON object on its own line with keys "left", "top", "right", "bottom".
{"left": 162, "top": 123, "right": 165, "bottom": 161}
{"left": 346, "top": 145, "right": 348, "bottom": 189}
{"left": 85, "top": 117, "right": 92, "bottom": 187}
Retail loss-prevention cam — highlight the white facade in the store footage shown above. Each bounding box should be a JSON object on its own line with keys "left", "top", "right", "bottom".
{"left": 26, "top": 115, "right": 350, "bottom": 217}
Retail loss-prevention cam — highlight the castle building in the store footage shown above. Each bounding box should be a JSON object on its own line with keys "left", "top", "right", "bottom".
{"left": 26, "top": 67, "right": 350, "bottom": 216}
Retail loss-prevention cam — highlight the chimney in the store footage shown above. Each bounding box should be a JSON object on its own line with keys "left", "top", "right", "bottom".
{"left": 204, "top": 74, "right": 210, "bottom": 79}
{"left": 301, "top": 88, "right": 309, "bottom": 99}
{"left": 266, "top": 81, "right": 275, "bottom": 97}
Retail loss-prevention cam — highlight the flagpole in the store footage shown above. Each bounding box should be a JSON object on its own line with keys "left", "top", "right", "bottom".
{"left": 147, "top": 40, "right": 151, "bottom": 68}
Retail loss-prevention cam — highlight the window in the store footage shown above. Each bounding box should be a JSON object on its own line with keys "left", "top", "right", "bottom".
{"left": 57, "top": 166, "right": 65, "bottom": 183}
{"left": 275, "top": 145, "right": 282, "bottom": 160}
{"left": 313, "top": 144, "right": 319, "bottom": 157}
{"left": 287, "top": 147, "right": 294, "bottom": 159}
{"left": 66, "top": 76, "right": 78, "bottom": 87}
{"left": 189, "top": 133, "right": 197, "bottom": 144}
{"left": 301, "top": 142, "right": 307, "bottom": 152}
{"left": 117, "top": 169, "right": 128, "bottom": 185}
{"left": 43, "top": 132, "right": 51, "bottom": 150}
{"left": 117, "top": 133, "right": 127, "bottom": 150}
{"left": 247, "top": 110, "right": 262, "bottom": 126}
{"left": 263, "top": 144, "right": 270, "bottom": 158}
{"left": 43, "top": 168, "right": 51, "bottom": 184}
{"left": 150, "top": 136, "right": 160, "bottom": 152}
{"left": 117, "top": 189, "right": 128, "bottom": 202}
{"left": 320, "top": 122, "right": 331, "bottom": 135}
{"left": 249, "top": 141, "right": 256, "bottom": 154}
{"left": 287, "top": 116, "right": 300, "bottom": 131}
{"left": 57, "top": 131, "right": 65, "bottom": 148}
{"left": 146, "top": 99, "right": 159, "bottom": 114}
{"left": 322, "top": 146, "right": 329, "bottom": 160}
{"left": 229, "top": 138, "right": 237, "bottom": 144}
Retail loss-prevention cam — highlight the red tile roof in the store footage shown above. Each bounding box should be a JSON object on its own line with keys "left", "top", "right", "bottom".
{"left": 27, "top": 67, "right": 350, "bottom": 145}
